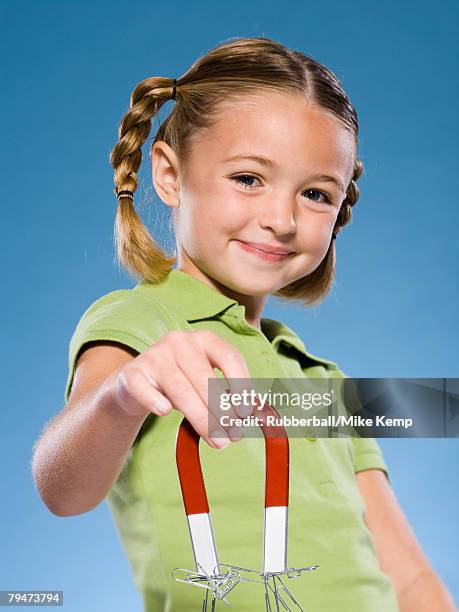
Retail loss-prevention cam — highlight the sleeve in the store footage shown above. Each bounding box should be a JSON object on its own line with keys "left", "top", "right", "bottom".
{"left": 351, "top": 437, "right": 391, "bottom": 484}
{"left": 64, "top": 289, "right": 172, "bottom": 404}
{"left": 332, "top": 366, "right": 392, "bottom": 485}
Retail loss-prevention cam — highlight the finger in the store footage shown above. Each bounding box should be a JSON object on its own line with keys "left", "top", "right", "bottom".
{"left": 192, "top": 330, "right": 255, "bottom": 418}
{"left": 147, "top": 377, "right": 174, "bottom": 415}
{"left": 170, "top": 334, "right": 245, "bottom": 442}
{"left": 116, "top": 366, "right": 173, "bottom": 417}
{"left": 144, "top": 351, "right": 232, "bottom": 449}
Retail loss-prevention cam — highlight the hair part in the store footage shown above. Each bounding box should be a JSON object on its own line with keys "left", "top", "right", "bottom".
{"left": 109, "top": 36, "right": 364, "bottom": 305}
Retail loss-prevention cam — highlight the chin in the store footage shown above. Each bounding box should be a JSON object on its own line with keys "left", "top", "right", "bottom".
{"left": 230, "top": 276, "right": 280, "bottom": 297}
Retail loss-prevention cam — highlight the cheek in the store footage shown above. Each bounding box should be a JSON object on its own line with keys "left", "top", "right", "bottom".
{"left": 298, "top": 212, "right": 336, "bottom": 249}
{"left": 196, "top": 192, "right": 251, "bottom": 233}
{"left": 176, "top": 198, "right": 233, "bottom": 252}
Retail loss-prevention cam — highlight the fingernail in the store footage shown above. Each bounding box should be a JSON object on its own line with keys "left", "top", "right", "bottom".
{"left": 155, "top": 397, "right": 172, "bottom": 414}
{"left": 228, "top": 426, "right": 245, "bottom": 442}
{"left": 210, "top": 432, "right": 230, "bottom": 449}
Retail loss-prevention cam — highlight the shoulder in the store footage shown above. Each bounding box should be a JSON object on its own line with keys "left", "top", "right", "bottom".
{"left": 71, "top": 276, "right": 202, "bottom": 343}
{"left": 71, "top": 284, "right": 180, "bottom": 341}
{"left": 64, "top": 284, "right": 183, "bottom": 403}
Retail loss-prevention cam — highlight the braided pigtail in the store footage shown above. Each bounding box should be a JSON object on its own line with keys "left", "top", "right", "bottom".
{"left": 109, "top": 77, "right": 178, "bottom": 283}
{"left": 333, "top": 158, "right": 364, "bottom": 237}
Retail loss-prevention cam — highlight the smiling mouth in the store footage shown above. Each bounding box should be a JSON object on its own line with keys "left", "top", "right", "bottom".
{"left": 234, "top": 240, "right": 295, "bottom": 262}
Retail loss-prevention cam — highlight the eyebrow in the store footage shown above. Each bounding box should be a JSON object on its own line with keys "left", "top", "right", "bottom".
{"left": 221, "top": 154, "right": 346, "bottom": 192}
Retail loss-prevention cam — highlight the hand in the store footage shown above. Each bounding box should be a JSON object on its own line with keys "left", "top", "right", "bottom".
{"left": 109, "top": 330, "right": 253, "bottom": 449}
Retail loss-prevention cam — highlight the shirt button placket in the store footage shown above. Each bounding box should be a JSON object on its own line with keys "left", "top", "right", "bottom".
{"left": 261, "top": 348, "right": 275, "bottom": 366}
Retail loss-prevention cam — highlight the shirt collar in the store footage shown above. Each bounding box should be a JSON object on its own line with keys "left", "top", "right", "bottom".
{"left": 261, "top": 318, "right": 337, "bottom": 368}
{"left": 149, "top": 268, "right": 240, "bottom": 321}
{"left": 138, "top": 268, "right": 337, "bottom": 369}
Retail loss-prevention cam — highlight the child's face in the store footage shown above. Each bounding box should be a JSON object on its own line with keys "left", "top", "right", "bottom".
{"left": 153, "top": 91, "right": 355, "bottom": 298}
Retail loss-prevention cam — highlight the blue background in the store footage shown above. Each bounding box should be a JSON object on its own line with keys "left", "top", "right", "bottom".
{"left": 2, "top": 0, "right": 458, "bottom": 609}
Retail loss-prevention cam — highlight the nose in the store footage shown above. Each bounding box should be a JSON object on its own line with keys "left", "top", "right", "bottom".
{"left": 258, "top": 195, "right": 296, "bottom": 236}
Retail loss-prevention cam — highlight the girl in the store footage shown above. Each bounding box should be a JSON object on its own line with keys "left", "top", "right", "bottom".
{"left": 32, "top": 37, "right": 455, "bottom": 611}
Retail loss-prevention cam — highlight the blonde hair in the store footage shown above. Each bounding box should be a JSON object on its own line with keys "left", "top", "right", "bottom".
{"left": 109, "top": 36, "right": 364, "bottom": 305}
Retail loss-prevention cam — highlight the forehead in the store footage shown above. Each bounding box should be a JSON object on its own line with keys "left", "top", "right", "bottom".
{"left": 189, "top": 91, "right": 355, "bottom": 178}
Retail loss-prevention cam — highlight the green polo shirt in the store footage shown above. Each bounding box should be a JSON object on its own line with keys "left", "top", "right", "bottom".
{"left": 65, "top": 268, "right": 398, "bottom": 612}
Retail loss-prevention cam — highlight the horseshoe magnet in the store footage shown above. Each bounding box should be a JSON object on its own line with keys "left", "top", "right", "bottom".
{"left": 175, "top": 396, "right": 289, "bottom": 577}
{"left": 173, "top": 393, "right": 319, "bottom": 610}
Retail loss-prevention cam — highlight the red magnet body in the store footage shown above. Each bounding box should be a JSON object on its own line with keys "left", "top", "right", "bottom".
{"left": 176, "top": 396, "right": 289, "bottom": 576}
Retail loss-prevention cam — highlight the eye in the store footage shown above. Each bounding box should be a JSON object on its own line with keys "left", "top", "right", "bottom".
{"left": 303, "top": 189, "right": 333, "bottom": 206}
{"left": 231, "top": 174, "right": 261, "bottom": 190}
{"left": 230, "top": 175, "right": 334, "bottom": 206}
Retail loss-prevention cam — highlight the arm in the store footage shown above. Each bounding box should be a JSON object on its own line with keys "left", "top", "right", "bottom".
{"left": 32, "top": 342, "right": 148, "bottom": 517}
{"left": 356, "top": 469, "right": 457, "bottom": 612}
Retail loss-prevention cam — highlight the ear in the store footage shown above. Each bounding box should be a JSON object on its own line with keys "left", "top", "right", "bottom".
{"left": 151, "top": 141, "right": 181, "bottom": 208}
